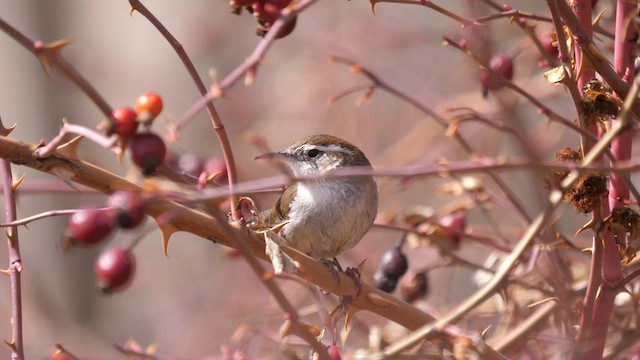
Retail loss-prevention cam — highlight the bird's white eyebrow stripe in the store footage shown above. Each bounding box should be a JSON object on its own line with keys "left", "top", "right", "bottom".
{"left": 302, "top": 144, "right": 354, "bottom": 155}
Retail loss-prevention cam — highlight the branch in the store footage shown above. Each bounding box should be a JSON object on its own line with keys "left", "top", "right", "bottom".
{"left": 0, "top": 157, "right": 24, "bottom": 359}
{"left": 128, "top": 0, "right": 241, "bottom": 220}
{"left": 0, "top": 134, "right": 443, "bottom": 341}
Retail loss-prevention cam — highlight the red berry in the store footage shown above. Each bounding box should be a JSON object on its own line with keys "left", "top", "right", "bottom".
{"left": 479, "top": 53, "right": 514, "bottom": 96}
{"left": 129, "top": 132, "right": 167, "bottom": 175}
{"left": 50, "top": 351, "right": 72, "bottom": 360}
{"left": 231, "top": 0, "right": 255, "bottom": 7}
{"left": 327, "top": 345, "right": 342, "bottom": 360}
{"left": 253, "top": 0, "right": 297, "bottom": 39}
{"left": 204, "top": 157, "right": 229, "bottom": 184}
{"left": 110, "top": 107, "right": 139, "bottom": 138}
{"left": 252, "top": 0, "right": 286, "bottom": 24}
{"left": 135, "top": 92, "right": 163, "bottom": 125}
{"left": 538, "top": 32, "right": 559, "bottom": 67}
{"left": 436, "top": 209, "right": 466, "bottom": 250}
{"left": 65, "top": 208, "right": 115, "bottom": 246}
{"left": 107, "top": 190, "right": 146, "bottom": 229}
{"left": 178, "top": 153, "right": 204, "bottom": 177}
{"left": 274, "top": 15, "right": 297, "bottom": 39}
{"left": 379, "top": 247, "right": 408, "bottom": 278}
{"left": 95, "top": 246, "right": 136, "bottom": 293}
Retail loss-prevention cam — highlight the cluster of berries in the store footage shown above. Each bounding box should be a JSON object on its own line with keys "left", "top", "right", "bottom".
{"left": 65, "top": 190, "right": 147, "bottom": 293}
{"left": 230, "top": 0, "right": 297, "bottom": 39}
{"left": 373, "top": 246, "right": 429, "bottom": 303}
{"left": 107, "top": 92, "right": 166, "bottom": 175}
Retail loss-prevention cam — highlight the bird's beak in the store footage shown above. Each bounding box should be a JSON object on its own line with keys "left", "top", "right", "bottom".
{"left": 254, "top": 151, "right": 290, "bottom": 160}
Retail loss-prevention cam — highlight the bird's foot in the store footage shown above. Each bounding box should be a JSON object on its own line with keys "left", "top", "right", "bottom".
{"left": 320, "top": 257, "right": 362, "bottom": 300}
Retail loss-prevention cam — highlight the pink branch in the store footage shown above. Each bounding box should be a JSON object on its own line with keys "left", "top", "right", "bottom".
{"left": 128, "top": 0, "right": 241, "bottom": 220}
{"left": 0, "top": 160, "right": 24, "bottom": 359}
{"left": 577, "top": 2, "right": 638, "bottom": 359}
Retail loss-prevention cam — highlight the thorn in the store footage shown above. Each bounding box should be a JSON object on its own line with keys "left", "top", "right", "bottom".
{"left": 158, "top": 222, "right": 179, "bottom": 256}
{"left": 115, "top": 138, "right": 128, "bottom": 164}
{"left": 129, "top": 5, "right": 136, "bottom": 16}
{"left": 35, "top": 39, "right": 72, "bottom": 77}
{"left": 244, "top": 66, "right": 256, "bottom": 86}
{"left": 0, "top": 269, "right": 10, "bottom": 276}
{"left": 3, "top": 338, "right": 15, "bottom": 351}
{"left": 370, "top": 0, "right": 376, "bottom": 14}
{"left": 11, "top": 174, "right": 25, "bottom": 191}
{"left": 0, "top": 117, "right": 17, "bottom": 137}
{"left": 56, "top": 135, "right": 84, "bottom": 160}
{"left": 574, "top": 215, "right": 597, "bottom": 239}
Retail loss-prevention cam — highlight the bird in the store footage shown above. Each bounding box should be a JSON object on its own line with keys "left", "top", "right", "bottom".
{"left": 254, "top": 134, "right": 378, "bottom": 261}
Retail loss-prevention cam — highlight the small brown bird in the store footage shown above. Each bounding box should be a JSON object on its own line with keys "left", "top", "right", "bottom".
{"left": 255, "top": 134, "right": 378, "bottom": 260}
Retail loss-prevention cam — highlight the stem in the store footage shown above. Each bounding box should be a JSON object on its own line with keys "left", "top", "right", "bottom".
{"left": 128, "top": 0, "right": 241, "bottom": 220}
{"left": 379, "top": 83, "right": 636, "bottom": 356}
{"left": 0, "top": 17, "right": 112, "bottom": 118}
{"left": 0, "top": 160, "right": 24, "bottom": 360}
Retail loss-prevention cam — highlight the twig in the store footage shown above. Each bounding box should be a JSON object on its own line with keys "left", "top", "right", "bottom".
{"left": 369, "top": 0, "right": 475, "bottom": 27}
{"left": 34, "top": 123, "right": 117, "bottom": 158}
{"left": 378, "top": 79, "right": 637, "bottom": 356}
{"left": 0, "top": 17, "right": 112, "bottom": 117}
{"left": 555, "top": 0, "right": 640, "bottom": 118}
{"left": 128, "top": 0, "right": 241, "bottom": 220}
{"left": 0, "top": 159, "right": 24, "bottom": 360}
{"left": 0, "top": 208, "right": 104, "bottom": 227}
{"left": 172, "top": 0, "right": 319, "bottom": 134}
{"left": 328, "top": 55, "right": 533, "bottom": 223}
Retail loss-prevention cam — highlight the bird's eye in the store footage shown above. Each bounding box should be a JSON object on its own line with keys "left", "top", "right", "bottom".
{"left": 307, "top": 149, "right": 321, "bottom": 158}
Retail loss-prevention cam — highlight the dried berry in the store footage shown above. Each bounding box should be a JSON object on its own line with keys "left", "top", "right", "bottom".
{"left": 400, "top": 271, "right": 429, "bottom": 303}
{"left": 373, "top": 270, "right": 398, "bottom": 293}
{"left": 379, "top": 247, "right": 409, "bottom": 278}
{"left": 480, "top": 53, "right": 514, "bottom": 96}
{"left": 110, "top": 107, "right": 139, "bottom": 138}
{"left": 129, "top": 131, "right": 167, "bottom": 175}
{"left": 65, "top": 208, "right": 115, "bottom": 246}
{"left": 107, "top": 190, "right": 146, "bottom": 229}
{"left": 95, "top": 246, "right": 136, "bottom": 293}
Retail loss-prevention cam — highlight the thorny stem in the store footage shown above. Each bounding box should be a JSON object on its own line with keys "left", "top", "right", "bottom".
{"left": 33, "top": 123, "right": 117, "bottom": 158}
{"left": 546, "top": 0, "right": 593, "bottom": 158}
{"left": 379, "top": 80, "right": 639, "bottom": 357}
{"left": 555, "top": 0, "right": 640, "bottom": 117}
{"left": 329, "top": 55, "right": 533, "bottom": 223}
{"left": 573, "top": 2, "right": 638, "bottom": 359}
{"left": 0, "top": 17, "right": 112, "bottom": 118}
{"left": 0, "top": 160, "right": 23, "bottom": 360}
{"left": 128, "top": 0, "right": 241, "bottom": 220}
{"left": 369, "top": 0, "right": 475, "bottom": 26}
{"left": 173, "top": 0, "right": 318, "bottom": 133}
{"left": 207, "top": 210, "right": 332, "bottom": 360}
{"left": 0, "top": 208, "right": 105, "bottom": 228}
{"left": 176, "top": 157, "right": 640, "bottom": 206}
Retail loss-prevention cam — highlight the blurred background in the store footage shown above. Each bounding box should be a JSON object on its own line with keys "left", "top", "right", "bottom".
{"left": 0, "top": 1, "right": 614, "bottom": 358}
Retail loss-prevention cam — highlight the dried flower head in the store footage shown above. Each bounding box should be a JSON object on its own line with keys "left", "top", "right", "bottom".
{"left": 551, "top": 147, "right": 608, "bottom": 213}
{"left": 582, "top": 79, "right": 622, "bottom": 126}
